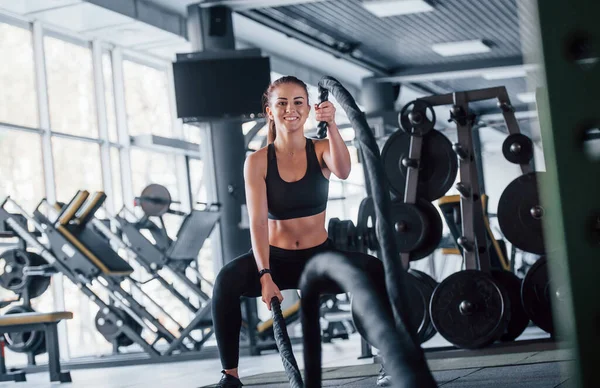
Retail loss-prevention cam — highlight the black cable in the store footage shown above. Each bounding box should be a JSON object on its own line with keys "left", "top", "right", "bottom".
{"left": 271, "top": 297, "right": 303, "bottom": 388}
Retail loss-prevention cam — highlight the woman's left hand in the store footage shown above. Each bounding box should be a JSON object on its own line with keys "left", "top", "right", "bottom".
{"left": 315, "top": 101, "right": 336, "bottom": 125}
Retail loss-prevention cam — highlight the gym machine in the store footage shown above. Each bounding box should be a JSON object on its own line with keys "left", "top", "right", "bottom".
{"left": 0, "top": 192, "right": 205, "bottom": 358}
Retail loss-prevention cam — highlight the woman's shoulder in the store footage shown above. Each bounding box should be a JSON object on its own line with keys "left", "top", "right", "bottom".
{"left": 245, "top": 146, "right": 269, "bottom": 170}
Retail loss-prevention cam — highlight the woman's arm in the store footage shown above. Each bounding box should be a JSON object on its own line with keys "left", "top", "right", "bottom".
{"left": 316, "top": 102, "right": 351, "bottom": 179}
{"left": 244, "top": 151, "right": 270, "bottom": 272}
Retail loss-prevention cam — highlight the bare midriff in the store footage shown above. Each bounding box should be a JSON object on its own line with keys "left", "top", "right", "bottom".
{"left": 268, "top": 210, "right": 328, "bottom": 249}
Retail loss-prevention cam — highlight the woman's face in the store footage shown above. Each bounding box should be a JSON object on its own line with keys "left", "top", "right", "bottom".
{"left": 266, "top": 83, "right": 310, "bottom": 135}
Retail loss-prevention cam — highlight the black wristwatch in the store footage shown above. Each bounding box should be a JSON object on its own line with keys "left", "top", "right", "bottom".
{"left": 258, "top": 268, "right": 272, "bottom": 278}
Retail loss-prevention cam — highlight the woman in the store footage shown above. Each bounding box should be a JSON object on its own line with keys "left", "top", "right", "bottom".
{"left": 212, "top": 76, "right": 387, "bottom": 388}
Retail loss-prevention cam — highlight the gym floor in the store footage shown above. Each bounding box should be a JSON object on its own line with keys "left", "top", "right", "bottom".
{"left": 0, "top": 326, "right": 572, "bottom": 387}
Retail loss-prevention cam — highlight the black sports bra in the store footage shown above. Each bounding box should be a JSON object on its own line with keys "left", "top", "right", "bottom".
{"left": 266, "top": 139, "right": 329, "bottom": 220}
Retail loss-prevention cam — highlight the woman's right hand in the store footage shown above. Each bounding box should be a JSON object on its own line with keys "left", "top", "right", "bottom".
{"left": 260, "top": 274, "right": 283, "bottom": 311}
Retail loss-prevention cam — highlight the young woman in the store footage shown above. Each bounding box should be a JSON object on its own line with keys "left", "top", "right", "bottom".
{"left": 212, "top": 76, "right": 387, "bottom": 387}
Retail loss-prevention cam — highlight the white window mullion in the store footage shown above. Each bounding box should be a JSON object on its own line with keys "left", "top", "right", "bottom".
{"left": 32, "top": 20, "right": 70, "bottom": 361}
{"left": 91, "top": 40, "right": 114, "bottom": 214}
{"left": 165, "top": 64, "right": 191, "bottom": 212}
{"left": 111, "top": 48, "right": 134, "bottom": 208}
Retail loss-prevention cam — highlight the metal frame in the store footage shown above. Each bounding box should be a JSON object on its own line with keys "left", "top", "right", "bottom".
{"left": 531, "top": 0, "right": 600, "bottom": 386}
{"left": 417, "top": 86, "right": 532, "bottom": 272}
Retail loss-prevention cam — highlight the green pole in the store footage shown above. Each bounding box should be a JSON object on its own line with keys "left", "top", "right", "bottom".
{"left": 532, "top": 0, "right": 600, "bottom": 386}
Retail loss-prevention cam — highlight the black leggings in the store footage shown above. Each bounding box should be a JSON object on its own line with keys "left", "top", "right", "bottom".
{"left": 211, "top": 239, "right": 387, "bottom": 369}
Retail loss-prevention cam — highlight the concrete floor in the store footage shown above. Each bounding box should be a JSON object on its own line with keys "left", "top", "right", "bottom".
{"left": 0, "top": 326, "right": 572, "bottom": 388}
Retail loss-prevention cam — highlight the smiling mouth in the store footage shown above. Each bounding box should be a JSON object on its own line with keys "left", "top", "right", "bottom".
{"left": 284, "top": 117, "right": 299, "bottom": 121}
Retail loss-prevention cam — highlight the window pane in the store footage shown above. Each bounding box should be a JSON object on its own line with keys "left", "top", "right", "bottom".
{"left": 0, "top": 130, "right": 44, "bottom": 212}
{"left": 45, "top": 36, "right": 97, "bottom": 137}
{"left": 52, "top": 138, "right": 102, "bottom": 202}
{"left": 103, "top": 53, "right": 118, "bottom": 143}
{"left": 123, "top": 60, "right": 172, "bottom": 137}
{"left": 188, "top": 158, "right": 206, "bottom": 204}
{"left": 0, "top": 23, "right": 38, "bottom": 127}
{"left": 111, "top": 147, "right": 123, "bottom": 212}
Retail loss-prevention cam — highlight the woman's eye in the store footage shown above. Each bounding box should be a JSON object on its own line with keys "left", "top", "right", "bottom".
{"left": 295, "top": 101, "right": 303, "bottom": 105}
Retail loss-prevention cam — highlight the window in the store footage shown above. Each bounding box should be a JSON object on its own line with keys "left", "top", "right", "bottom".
{"left": 103, "top": 53, "right": 118, "bottom": 143}
{"left": 0, "top": 130, "right": 45, "bottom": 212}
{"left": 52, "top": 138, "right": 102, "bottom": 203}
{"left": 110, "top": 147, "right": 123, "bottom": 212}
{"left": 123, "top": 60, "right": 172, "bottom": 137}
{"left": 0, "top": 23, "right": 38, "bottom": 128}
{"left": 44, "top": 36, "right": 97, "bottom": 137}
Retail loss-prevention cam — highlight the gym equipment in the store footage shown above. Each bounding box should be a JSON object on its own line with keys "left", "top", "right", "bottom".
{"left": 300, "top": 76, "right": 436, "bottom": 388}
{"left": 381, "top": 129, "right": 458, "bottom": 201}
{"left": 352, "top": 269, "right": 437, "bottom": 345}
{"left": 0, "top": 194, "right": 195, "bottom": 358}
{"left": 521, "top": 256, "right": 555, "bottom": 334}
{"left": 399, "top": 100, "right": 436, "bottom": 136}
{"left": 270, "top": 297, "right": 302, "bottom": 388}
{"left": 438, "top": 194, "right": 511, "bottom": 271}
{"left": 329, "top": 197, "right": 443, "bottom": 261}
{"left": 491, "top": 270, "right": 530, "bottom": 341}
{"left": 430, "top": 270, "right": 509, "bottom": 349}
{"left": 0, "top": 249, "right": 51, "bottom": 299}
{"left": 502, "top": 133, "right": 534, "bottom": 165}
{"left": 397, "top": 86, "right": 538, "bottom": 349}
{"left": 3, "top": 305, "right": 46, "bottom": 355}
{"left": 94, "top": 307, "right": 144, "bottom": 348}
{"left": 0, "top": 307, "right": 73, "bottom": 383}
{"left": 497, "top": 172, "right": 546, "bottom": 255}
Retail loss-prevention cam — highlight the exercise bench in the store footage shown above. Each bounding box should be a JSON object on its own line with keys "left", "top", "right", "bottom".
{"left": 0, "top": 311, "right": 73, "bottom": 383}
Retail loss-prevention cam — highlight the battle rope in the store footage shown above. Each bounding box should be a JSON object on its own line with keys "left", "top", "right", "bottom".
{"left": 271, "top": 297, "right": 303, "bottom": 388}
{"left": 298, "top": 76, "right": 436, "bottom": 387}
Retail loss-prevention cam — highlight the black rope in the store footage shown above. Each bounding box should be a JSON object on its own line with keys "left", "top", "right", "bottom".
{"left": 271, "top": 297, "right": 303, "bottom": 388}
{"left": 295, "top": 76, "right": 437, "bottom": 387}
{"left": 300, "top": 253, "right": 436, "bottom": 387}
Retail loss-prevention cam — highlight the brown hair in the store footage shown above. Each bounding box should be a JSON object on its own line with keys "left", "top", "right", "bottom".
{"left": 262, "top": 76, "right": 309, "bottom": 144}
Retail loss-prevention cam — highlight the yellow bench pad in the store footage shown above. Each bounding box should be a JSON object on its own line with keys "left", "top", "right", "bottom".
{"left": 0, "top": 312, "right": 73, "bottom": 327}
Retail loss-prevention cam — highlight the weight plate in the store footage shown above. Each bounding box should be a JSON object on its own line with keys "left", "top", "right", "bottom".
{"left": 502, "top": 133, "right": 534, "bottom": 165}
{"left": 26, "top": 252, "right": 51, "bottom": 299}
{"left": 95, "top": 308, "right": 143, "bottom": 347}
{"left": 0, "top": 250, "right": 50, "bottom": 299}
{"left": 399, "top": 100, "right": 436, "bottom": 136}
{"left": 491, "top": 270, "right": 530, "bottom": 341}
{"left": 356, "top": 198, "right": 442, "bottom": 260}
{"left": 4, "top": 305, "right": 45, "bottom": 354}
{"left": 0, "top": 249, "right": 29, "bottom": 293}
{"left": 381, "top": 129, "right": 458, "bottom": 202}
{"left": 430, "top": 270, "right": 509, "bottom": 349}
{"left": 407, "top": 270, "right": 437, "bottom": 343}
{"left": 351, "top": 272, "right": 430, "bottom": 345}
{"left": 356, "top": 197, "right": 377, "bottom": 252}
{"left": 497, "top": 172, "right": 546, "bottom": 254}
{"left": 328, "top": 218, "right": 342, "bottom": 250}
{"left": 390, "top": 202, "right": 428, "bottom": 253}
{"left": 521, "top": 257, "right": 554, "bottom": 334}
{"left": 409, "top": 269, "right": 438, "bottom": 343}
{"left": 138, "top": 184, "right": 172, "bottom": 217}
{"left": 410, "top": 200, "right": 443, "bottom": 261}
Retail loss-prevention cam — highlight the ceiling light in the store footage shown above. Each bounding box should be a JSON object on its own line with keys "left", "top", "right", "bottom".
{"left": 431, "top": 40, "right": 491, "bottom": 57}
{"left": 362, "top": 0, "right": 434, "bottom": 17}
{"left": 516, "top": 92, "right": 537, "bottom": 104}
{"left": 482, "top": 68, "right": 527, "bottom": 80}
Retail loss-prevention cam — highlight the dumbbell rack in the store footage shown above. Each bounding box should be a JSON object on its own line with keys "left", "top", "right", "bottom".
{"left": 416, "top": 87, "right": 533, "bottom": 273}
